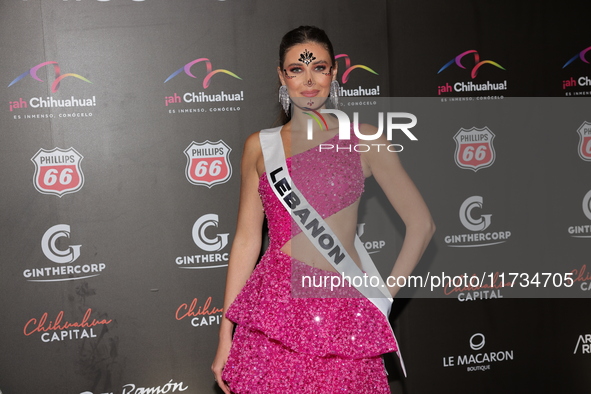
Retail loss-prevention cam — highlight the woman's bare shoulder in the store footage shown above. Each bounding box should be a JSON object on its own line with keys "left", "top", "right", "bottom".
{"left": 242, "top": 131, "right": 265, "bottom": 176}
{"left": 243, "top": 131, "right": 262, "bottom": 156}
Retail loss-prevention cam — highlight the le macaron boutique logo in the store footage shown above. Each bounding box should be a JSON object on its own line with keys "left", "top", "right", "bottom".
{"left": 8, "top": 61, "right": 96, "bottom": 120}
{"left": 442, "top": 333, "right": 514, "bottom": 372}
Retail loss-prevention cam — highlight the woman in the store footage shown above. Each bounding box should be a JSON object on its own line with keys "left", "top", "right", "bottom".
{"left": 212, "top": 26, "right": 434, "bottom": 393}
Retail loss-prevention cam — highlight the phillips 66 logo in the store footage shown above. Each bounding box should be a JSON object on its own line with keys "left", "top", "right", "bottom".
{"left": 184, "top": 140, "right": 232, "bottom": 188}
{"left": 31, "top": 147, "right": 84, "bottom": 197}
{"left": 578, "top": 121, "right": 591, "bottom": 161}
{"left": 453, "top": 127, "right": 496, "bottom": 171}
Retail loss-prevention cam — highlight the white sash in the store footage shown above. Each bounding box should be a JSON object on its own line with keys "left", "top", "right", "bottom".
{"left": 259, "top": 126, "right": 406, "bottom": 376}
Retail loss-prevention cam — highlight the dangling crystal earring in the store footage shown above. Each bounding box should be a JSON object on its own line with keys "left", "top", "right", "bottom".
{"left": 330, "top": 80, "right": 339, "bottom": 108}
{"left": 279, "top": 85, "right": 290, "bottom": 115}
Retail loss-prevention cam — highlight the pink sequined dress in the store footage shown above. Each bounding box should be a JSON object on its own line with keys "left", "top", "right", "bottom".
{"left": 223, "top": 133, "right": 398, "bottom": 393}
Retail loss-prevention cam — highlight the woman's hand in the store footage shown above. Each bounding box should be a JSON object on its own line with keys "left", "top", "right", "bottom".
{"left": 211, "top": 337, "right": 232, "bottom": 393}
{"left": 359, "top": 125, "right": 436, "bottom": 297}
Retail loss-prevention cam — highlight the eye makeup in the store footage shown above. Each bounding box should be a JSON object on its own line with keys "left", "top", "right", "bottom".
{"left": 283, "top": 63, "right": 332, "bottom": 80}
{"left": 283, "top": 69, "right": 296, "bottom": 79}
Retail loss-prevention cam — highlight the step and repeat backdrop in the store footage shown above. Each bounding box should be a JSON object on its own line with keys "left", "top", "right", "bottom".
{"left": 0, "top": 1, "right": 590, "bottom": 393}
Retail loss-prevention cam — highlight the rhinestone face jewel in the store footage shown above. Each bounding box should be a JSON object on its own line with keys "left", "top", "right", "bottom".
{"left": 298, "top": 49, "right": 316, "bottom": 65}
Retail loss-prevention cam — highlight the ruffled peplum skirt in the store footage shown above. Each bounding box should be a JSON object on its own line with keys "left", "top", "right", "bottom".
{"left": 222, "top": 249, "right": 398, "bottom": 393}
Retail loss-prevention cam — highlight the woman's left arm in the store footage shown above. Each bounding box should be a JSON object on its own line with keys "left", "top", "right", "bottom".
{"left": 361, "top": 127, "right": 436, "bottom": 297}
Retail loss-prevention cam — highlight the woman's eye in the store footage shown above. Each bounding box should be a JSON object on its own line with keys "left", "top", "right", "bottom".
{"left": 289, "top": 67, "right": 302, "bottom": 73}
{"left": 315, "top": 66, "right": 327, "bottom": 72}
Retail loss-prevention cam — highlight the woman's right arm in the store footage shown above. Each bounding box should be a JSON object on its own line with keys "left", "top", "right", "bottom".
{"left": 211, "top": 132, "right": 265, "bottom": 393}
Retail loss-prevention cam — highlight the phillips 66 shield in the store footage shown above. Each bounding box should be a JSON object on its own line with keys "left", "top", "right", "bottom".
{"left": 31, "top": 147, "right": 84, "bottom": 197}
{"left": 577, "top": 121, "right": 591, "bottom": 161}
{"left": 184, "top": 140, "right": 232, "bottom": 188}
{"left": 453, "top": 127, "right": 496, "bottom": 171}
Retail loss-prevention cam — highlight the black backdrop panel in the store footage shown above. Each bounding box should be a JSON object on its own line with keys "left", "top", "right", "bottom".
{"left": 0, "top": 1, "right": 590, "bottom": 393}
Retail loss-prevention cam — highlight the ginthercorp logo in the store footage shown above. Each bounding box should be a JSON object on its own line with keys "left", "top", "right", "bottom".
{"left": 8, "top": 61, "right": 96, "bottom": 119}
{"left": 192, "top": 214, "right": 229, "bottom": 252}
{"left": 164, "top": 57, "right": 243, "bottom": 113}
{"left": 584, "top": 191, "right": 591, "bottom": 221}
{"left": 184, "top": 140, "right": 232, "bottom": 187}
{"left": 175, "top": 214, "right": 230, "bottom": 269}
{"left": 442, "top": 333, "right": 514, "bottom": 372}
{"left": 568, "top": 189, "right": 591, "bottom": 238}
{"left": 437, "top": 50, "right": 507, "bottom": 96}
{"left": 307, "top": 109, "right": 417, "bottom": 153}
{"left": 574, "top": 334, "right": 591, "bottom": 354}
{"left": 335, "top": 54, "right": 380, "bottom": 97}
{"left": 577, "top": 121, "right": 591, "bottom": 161}
{"left": 357, "top": 223, "right": 386, "bottom": 255}
{"left": 444, "top": 196, "right": 511, "bottom": 247}
{"left": 31, "top": 147, "right": 84, "bottom": 197}
{"left": 454, "top": 127, "right": 496, "bottom": 171}
{"left": 562, "top": 46, "right": 591, "bottom": 95}
{"left": 459, "top": 196, "right": 491, "bottom": 232}
{"left": 41, "top": 224, "right": 81, "bottom": 264}
{"left": 23, "top": 224, "right": 106, "bottom": 282}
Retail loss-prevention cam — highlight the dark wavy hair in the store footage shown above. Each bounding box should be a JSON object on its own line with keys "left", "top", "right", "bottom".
{"left": 279, "top": 25, "right": 335, "bottom": 68}
{"left": 275, "top": 26, "right": 335, "bottom": 125}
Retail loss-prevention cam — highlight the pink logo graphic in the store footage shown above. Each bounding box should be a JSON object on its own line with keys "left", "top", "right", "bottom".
{"left": 335, "top": 54, "right": 378, "bottom": 83}
{"left": 165, "top": 58, "right": 241, "bottom": 88}
{"left": 438, "top": 50, "right": 505, "bottom": 79}
{"left": 9, "top": 62, "right": 92, "bottom": 93}
{"left": 563, "top": 46, "right": 591, "bottom": 68}
{"left": 184, "top": 140, "right": 232, "bottom": 188}
{"left": 31, "top": 147, "right": 84, "bottom": 197}
{"left": 454, "top": 127, "right": 496, "bottom": 171}
{"left": 577, "top": 121, "right": 591, "bottom": 161}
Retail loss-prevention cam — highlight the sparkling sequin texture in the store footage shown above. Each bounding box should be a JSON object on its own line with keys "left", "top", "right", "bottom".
{"left": 223, "top": 133, "right": 397, "bottom": 393}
